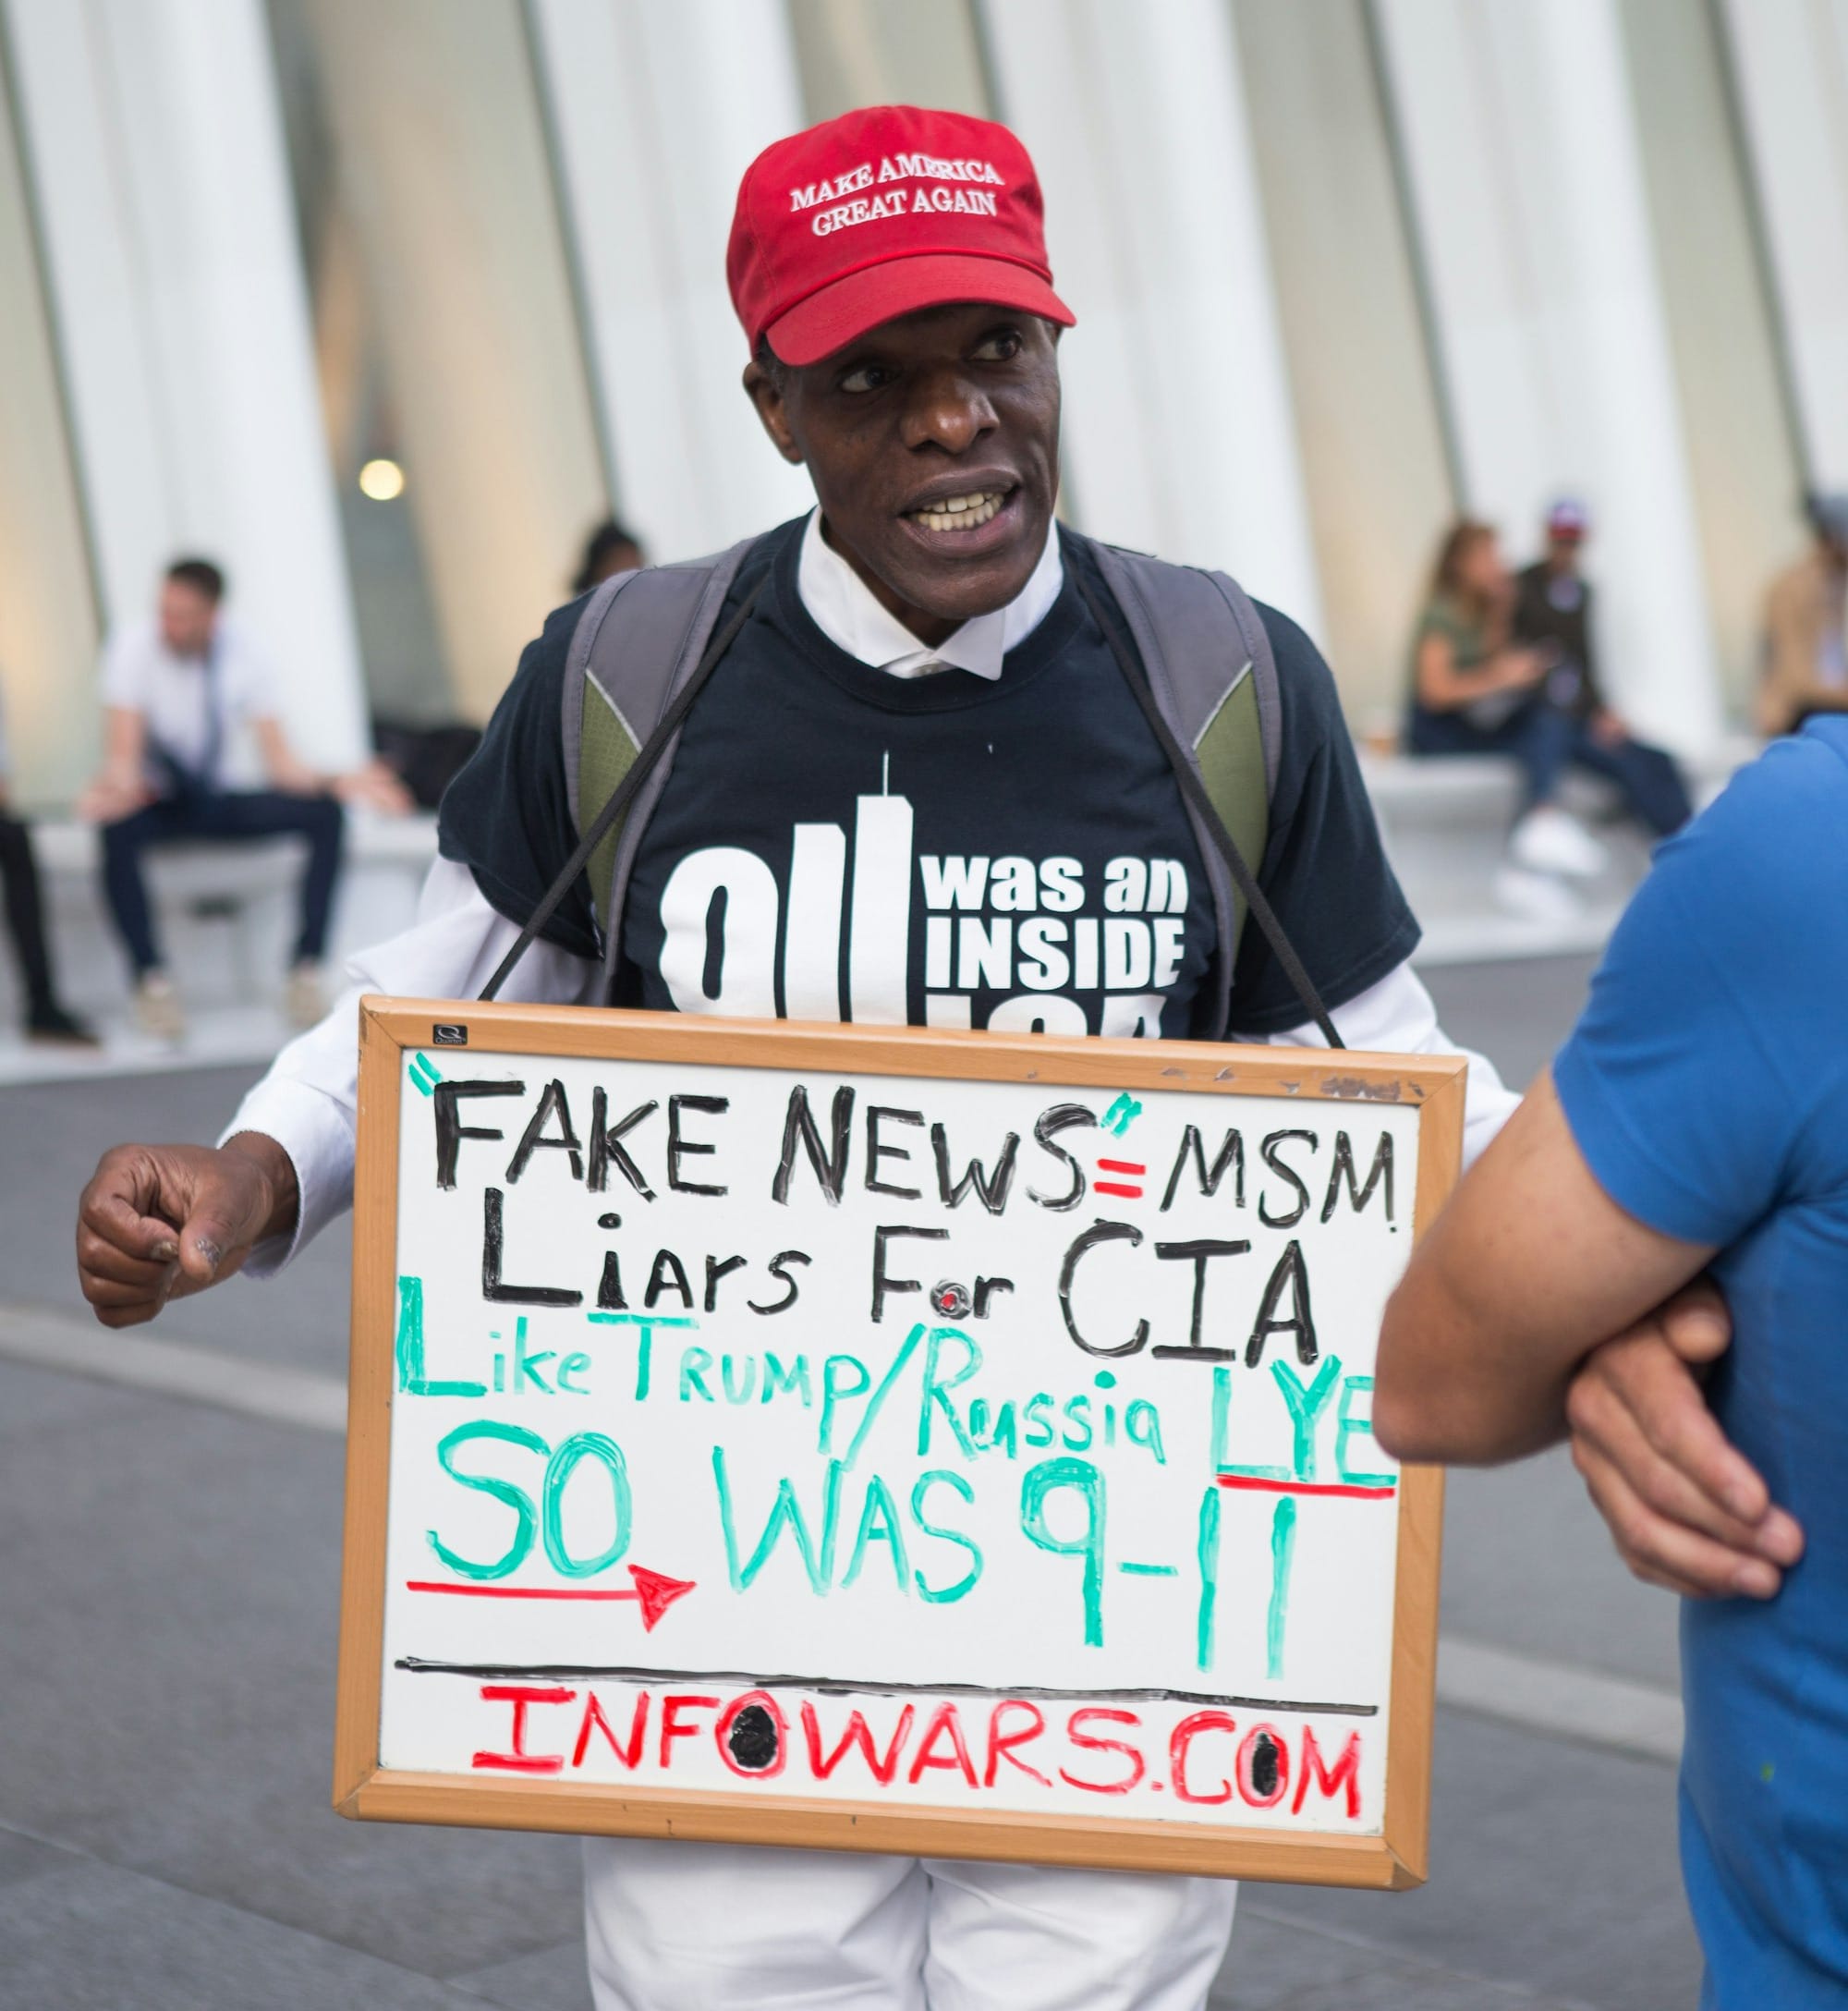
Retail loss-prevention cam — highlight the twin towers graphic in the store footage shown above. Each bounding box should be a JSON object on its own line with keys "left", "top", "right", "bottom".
{"left": 656, "top": 758, "right": 1183, "bottom": 1039}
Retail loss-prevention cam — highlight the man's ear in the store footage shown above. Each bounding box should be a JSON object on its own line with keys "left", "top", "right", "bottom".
{"left": 743, "top": 360, "right": 805, "bottom": 467}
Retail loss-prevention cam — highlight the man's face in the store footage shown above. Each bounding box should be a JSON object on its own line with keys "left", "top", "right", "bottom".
{"left": 159, "top": 580, "right": 218, "bottom": 656}
{"left": 745, "top": 303, "right": 1061, "bottom": 645}
{"left": 1547, "top": 532, "right": 1583, "bottom": 573}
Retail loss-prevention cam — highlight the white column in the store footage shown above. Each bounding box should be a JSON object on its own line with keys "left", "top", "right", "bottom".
{"left": 296, "top": 0, "right": 609, "bottom": 723}
{"left": 1720, "top": 0, "right": 1848, "bottom": 490}
{"left": 528, "top": 0, "right": 814, "bottom": 563}
{"left": 3, "top": 0, "right": 367, "bottom": 769}
{"left": 978, "top": 0, "right": 1324, "bottom": 635}
{"left": 1374, "top": 0, "right": 1722, "bottom": 753}
{"left": 0, "top": 48, "right": 97, "bottom": 807}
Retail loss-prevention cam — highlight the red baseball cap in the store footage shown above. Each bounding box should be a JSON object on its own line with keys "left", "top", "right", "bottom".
{"left": 728, "top": 104, "right": 1075, "bottom": 367}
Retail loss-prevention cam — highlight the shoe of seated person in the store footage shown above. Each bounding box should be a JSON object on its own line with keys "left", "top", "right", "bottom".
{"left": 1509, "top": 803, "right": 1607, "bottom": 880}
{"left": 134, "top": 972, "right": 186, "bottom": 1043}
{"left": 26, "top": 1002, "right": 101, "bottom": 1048}
{"left": 286, "top": 961, "right": 326, "bottom": 1029}
{"left": 1493, "top": 863, "right": 1585, "bottom": 925}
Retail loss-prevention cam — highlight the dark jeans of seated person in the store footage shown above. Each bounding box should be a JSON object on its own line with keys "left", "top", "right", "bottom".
{"left": 1407, "top": 701, "right": 1692, "bottom": 836}
{"left": 0, "top": 813, "right": 90, "bottom": 1036}
{"left": 100, "top": 790, "right": 345, "bottom": 977}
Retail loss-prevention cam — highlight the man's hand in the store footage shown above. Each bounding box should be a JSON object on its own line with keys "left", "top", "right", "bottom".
{"left": 1589, "top": 708, "right": 1629, "bottom": 749}
{"left": 76, "top": 769, "right": 152, "bottom": 823}
{"left": 76, "top": 1135, "right": 298, "bottom": 1328}
{"left": 1565, "top": 1280, "right": 1804, "bottom": 1599}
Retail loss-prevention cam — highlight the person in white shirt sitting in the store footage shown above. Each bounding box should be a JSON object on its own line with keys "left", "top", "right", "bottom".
{"left": 79, "top": 556, "right": 404, "bottom": 1039}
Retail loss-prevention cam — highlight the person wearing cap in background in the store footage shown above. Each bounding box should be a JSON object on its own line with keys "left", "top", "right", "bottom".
{"left": 1760, "top": 492, "right": 1848, "bottom": 737}
{"left": 1513, "top": 498, "right": 1693, "bottom": 841}
{"left": 71, "top": 105, "right": 1722, "bottom": 2009}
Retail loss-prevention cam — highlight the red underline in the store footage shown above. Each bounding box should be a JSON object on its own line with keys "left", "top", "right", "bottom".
{"left": 1094, "top": 1181, "right": 1144, "bottom": 1198}
{"left": 406, "top": 1580, "right": 638, "bottom": 1601}
{"left": 1215, "top": 1475, "right": 1397, "bottom": 1500}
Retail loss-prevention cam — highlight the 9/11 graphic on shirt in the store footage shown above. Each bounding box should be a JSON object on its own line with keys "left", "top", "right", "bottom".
{"left": 654, "top": 764, "right": 1192, "bottom": 1037}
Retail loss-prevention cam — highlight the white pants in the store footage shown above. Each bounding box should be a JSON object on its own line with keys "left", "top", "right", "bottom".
{"left": 582, "top": 1839, "right": 1236, "bottom": 2009}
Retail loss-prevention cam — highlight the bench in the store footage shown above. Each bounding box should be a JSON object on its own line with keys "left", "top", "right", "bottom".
{"left": 1363, "top": 740, "right": 1755, "bottom": 964}
{"left": 0, "top": 810, "right": 438, "bottom": 1026}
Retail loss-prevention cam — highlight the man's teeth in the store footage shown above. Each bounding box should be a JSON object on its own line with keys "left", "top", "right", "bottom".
{"left": 908, "top": 490, "right": 1006, "bottom": 532}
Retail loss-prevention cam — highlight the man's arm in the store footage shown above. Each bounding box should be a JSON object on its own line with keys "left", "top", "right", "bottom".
{"left": 78, "top": 706, "right": 152, "bottom": 821}
{"left": 1375, "top": 1067, "right": 1713, "bottom": 1464}
{"left": 75, "top": 857, "right": 602, "bottom": 1320}
{"left": 251, "top": 715, "right": 327, "bottom": 797}
{"left": 1376, "top": 1070, "right": 1804, "bottom": 1597}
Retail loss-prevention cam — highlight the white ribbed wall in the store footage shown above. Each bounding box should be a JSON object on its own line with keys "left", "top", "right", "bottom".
{"left": 3, "top": 0, "right": 367, "bottom": 770}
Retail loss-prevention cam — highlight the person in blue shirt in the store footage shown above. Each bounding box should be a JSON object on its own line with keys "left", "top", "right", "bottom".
{"left": 1374, "top": 722, "right": 1845, "bottom": 2007}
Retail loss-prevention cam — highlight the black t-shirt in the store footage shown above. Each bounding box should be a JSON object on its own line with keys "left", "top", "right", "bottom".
{"left": 439, "top": 518, "right": 1416, "bottom": 1039}
{"left": 1514, "top": 560, "right": 1602, "bottom": 720}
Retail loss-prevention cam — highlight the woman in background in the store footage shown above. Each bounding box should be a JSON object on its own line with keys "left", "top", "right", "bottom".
{"left": 1406, "top": 518, "right": 1605, "bottom": 918}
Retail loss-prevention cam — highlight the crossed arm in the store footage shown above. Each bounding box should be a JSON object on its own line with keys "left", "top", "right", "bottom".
{"left": 1377, "top": 1070, "right": 1804, "bottom": 1599}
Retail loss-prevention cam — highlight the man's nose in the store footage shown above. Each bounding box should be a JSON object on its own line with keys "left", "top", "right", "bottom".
{"left": 900, "top": 369, "right": 996, "bottom": 455}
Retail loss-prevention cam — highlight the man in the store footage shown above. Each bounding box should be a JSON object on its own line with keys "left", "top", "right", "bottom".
{"left": 0, "top": 679, "right": 94, "bottom": 1045}
{"left": 1512, "top": 498, "right": 1692, "bottom": 839}
{"left": 75, "top": 106, "right": 1709, "bottom": 2009}
{"left": 80, "top": 556, "right": 348, "bottom": 1039}
{"left": 1760, "top": 492, "right": 1848, "bottom": 737}
{"left": 1373, "top": 722, "right": 1843, "bottom": 2005}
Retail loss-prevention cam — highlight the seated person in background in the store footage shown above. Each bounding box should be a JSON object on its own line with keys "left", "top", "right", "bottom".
{"left": 1760, "top": 493, "right": 1848, "bottom": 737}
{"left": 0, "top": 680, "right": 94, "bottom": 1046}
{"left": 79, "top": 556, "right": 370, "bottom": 1040}
{"left": 1514, "top": 498, "right": 1692, "bottom": 838}
{"left": 1372, "top": 722, "right": 1848, "bottom": 2007}
{"left": 1404, "top": 518, "right": 1606, "bottom": 918}
{"left": 570, "top": 517, "right": 647, "bottom": 597}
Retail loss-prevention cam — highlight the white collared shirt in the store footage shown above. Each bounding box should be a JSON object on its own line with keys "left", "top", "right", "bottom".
{"left": 100, "top": 615, "right": 274, "bottom": 790}
{"left": 796, "top": 507, "right": 1064, "bottom": 680}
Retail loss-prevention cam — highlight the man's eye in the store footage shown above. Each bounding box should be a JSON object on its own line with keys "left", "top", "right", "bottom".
{"left": 972, "top": 330, "right": 1024, "bottom": 362}
{"left": 838, "top": 363, "right": 893, "bottom": 394}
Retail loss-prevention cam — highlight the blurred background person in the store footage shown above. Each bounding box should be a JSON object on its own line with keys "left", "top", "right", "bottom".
{"left": 0, "top": 677, "right": 94, "bottom": 1047}
{"left": 79, "top": 557, "right": 369, "bottom": 1041}
{"left": 1514, "top": 497, "right": 1693, "bottom": 839}
{"left": 1760, "top": 493, "right": 1848, "bottom": 737}
{"left": 1405, "top": 518, "right": 1605, "bottom": 920}
{"left": 570, "top": 516, "right": 646, "bottom": 597}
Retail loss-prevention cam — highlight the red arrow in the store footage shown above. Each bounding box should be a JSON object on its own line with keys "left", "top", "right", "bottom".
{"left": 406, "top": 1562, "right": 696, "bottom": 1629}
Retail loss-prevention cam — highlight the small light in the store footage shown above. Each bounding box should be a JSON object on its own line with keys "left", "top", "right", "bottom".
{"left": 359, "top": 457, "right": 406, "bottom": 501}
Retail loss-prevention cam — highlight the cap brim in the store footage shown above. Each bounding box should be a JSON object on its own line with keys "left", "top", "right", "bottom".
{"left": 765, "top": 252, "right": 1075, "bottom": 368}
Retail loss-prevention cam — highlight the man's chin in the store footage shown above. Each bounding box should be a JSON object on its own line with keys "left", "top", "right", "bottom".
{"left": 884, "top": 510, "right": 1048, "bottom": 621}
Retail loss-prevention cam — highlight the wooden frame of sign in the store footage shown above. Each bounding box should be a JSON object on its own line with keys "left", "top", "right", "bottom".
{"left": 334, "top": 999, "right": 1463, "bottom": 1891}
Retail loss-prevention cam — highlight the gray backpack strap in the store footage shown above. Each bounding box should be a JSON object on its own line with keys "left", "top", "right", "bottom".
{"left": 1084, "top": 538, "right": 1281, "bottom": 1040}
{"left": 561, "top": 536, "right": 760, "bottom": 976}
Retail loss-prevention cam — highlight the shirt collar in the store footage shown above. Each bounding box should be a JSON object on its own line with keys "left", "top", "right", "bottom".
{"left": 796, "top": 506, "right": 1064, "bottom": 681}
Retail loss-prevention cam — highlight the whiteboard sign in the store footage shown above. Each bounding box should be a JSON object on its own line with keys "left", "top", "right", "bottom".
{"left": 335, "top": 1004, "right": 1462, "bottom": 1889}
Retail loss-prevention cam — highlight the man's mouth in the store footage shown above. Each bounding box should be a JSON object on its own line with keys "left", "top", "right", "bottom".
{"left": 904, "top": 487, "right": 1013, "bottom": 533}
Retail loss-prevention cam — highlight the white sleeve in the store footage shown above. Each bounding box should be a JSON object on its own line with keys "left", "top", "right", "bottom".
{"left": 1258, "top": 959, "right": 1520, "bottom": 1170}
{"left": 220, "top": 619, "right": 275, "bottom": 723}
{"left": 220, "top": 855, "right": 602, "bottom": 1275}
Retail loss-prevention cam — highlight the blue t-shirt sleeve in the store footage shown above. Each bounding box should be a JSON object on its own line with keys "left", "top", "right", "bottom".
{"left": 1554, "top": 730, "right": 1848, "bottom": 1247}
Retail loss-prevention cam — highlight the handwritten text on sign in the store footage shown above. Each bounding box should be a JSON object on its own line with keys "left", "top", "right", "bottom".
{"left": 380, "top": 1050, "right": 1416, "bottom": 1833}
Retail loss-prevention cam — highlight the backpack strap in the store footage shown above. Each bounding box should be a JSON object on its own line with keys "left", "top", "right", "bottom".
{"left": 562, "top": 536, "right": 761, "bottom": 981}
{"left": 1083, "top": 538, "right": 1286, "bottom": 1041}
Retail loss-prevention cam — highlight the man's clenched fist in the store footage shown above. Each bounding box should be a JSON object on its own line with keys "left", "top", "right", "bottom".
{"left": 76, "top": 1134, "right": 298, "bottom": 1327}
